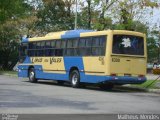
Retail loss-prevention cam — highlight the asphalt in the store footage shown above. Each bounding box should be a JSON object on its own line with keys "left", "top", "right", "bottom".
{"left": 0, "top": 75, "right": 160, "bottom": 114}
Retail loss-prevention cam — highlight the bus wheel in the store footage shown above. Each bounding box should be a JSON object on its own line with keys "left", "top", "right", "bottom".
{"left": 99, "top": 83, "right": 114, "bottom": 90}
{"left": 70, "top": 70, "right": 80, "bottom": 88}
{"left": 29, "top": 68, "right": 37, "bottom": 83}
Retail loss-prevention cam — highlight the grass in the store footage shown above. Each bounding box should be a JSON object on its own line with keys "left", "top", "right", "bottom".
{"left": 132, "top": 80, "right": 160, "bottom": 89}
{"left": 0, "top": 70, "right": 17, "bottom": 76}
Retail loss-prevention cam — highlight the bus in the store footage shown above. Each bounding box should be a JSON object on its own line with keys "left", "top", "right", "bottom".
{"left": 18, "top": 29, "right": 147, "bottom": 89}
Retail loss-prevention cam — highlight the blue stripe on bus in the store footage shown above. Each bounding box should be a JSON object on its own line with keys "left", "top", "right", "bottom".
{"left": 63, "top": 57, "right": 84, "bottom": 72}
{"left": 34, "top": 69, "right": 146, "bottom": 84}
{"left": 22, "top": 37, "right": 29, "bottom": 43}
{"left": 61, "top": 30, "right": 94, "bottom": 39}
{"left": 18, "top": 57, "right": 146, "bottom": 84}
{"left": 35, "top": 70, "right": 68, "bottom": 80}
{"left": 18, "top": 65, "right": 146, "bottom": 84}
{"left": 23, "top": 56, "right": 32, "bottom": 64}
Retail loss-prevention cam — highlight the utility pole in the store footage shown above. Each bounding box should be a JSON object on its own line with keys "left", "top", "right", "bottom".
{"left": 74, "top": 0, "right": 77, "bottom": 30}
{"left": 159, "top": 35, "right": 160, "bottom": 63}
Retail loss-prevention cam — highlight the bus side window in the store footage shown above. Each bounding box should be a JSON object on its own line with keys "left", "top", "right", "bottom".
{"left": 28, "top": 42, "right": 35, "bottom": 56}
{"left": 92, "top": 36, "right": 106, "bottom": 56}
{"left": 55, "top": 40, "right": 63, "bottom": 56}
{"left": 45, "top": 41, "right": 51, "bottom": 56}
{"left": 78, "top": 37, "right": 92, "bottom": 56}
{"left": 51, "top": 41, "right": 56, "bottom": 48}
{"left": 86, "top": 38, "right": 92, "bottom": 47}
{"left": 72, "top": 39, "right": 79, "bottom": 56}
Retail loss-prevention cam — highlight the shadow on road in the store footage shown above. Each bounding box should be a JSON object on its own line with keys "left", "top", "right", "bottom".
{"left": 23, "top": 80, "right": 147, "bottom": 93}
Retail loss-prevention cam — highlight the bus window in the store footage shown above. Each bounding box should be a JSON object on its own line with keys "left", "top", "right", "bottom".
{"left": 19, "top": 43, "right": 28, "bottom": 63}
{"left": 61, "top": 40, "right": 66, "bottom": 48}
{"left": 65, "top": 39, "right": 79, "bottom": 56}
{"left": 51, "top": 41, "right": 56, "bottom": 48}
{"left": 45, "top": 41, "right": 51, "bottom": 48}
{"left": 29, "top": 42, "right": 36, "bottom": 49}
{"left": 92, "top": 36, "right": 106, "bottom": 56}
{"left": 112, "top": 35, "right": 144, "bottom": 55}
{"left": 86, "top": 38, "right": 92, "bottom": 47}
{"left": 72, "top": 39, "right": 78, "bottom": 47}
{"left": 55, "top": 40, "right": 63, "bottom": 56}
{"left": 78, "top": 38, "right": 91, "bottom": 56}
{"left": 79, "top": 38, "right": 86, "bottom": 47}
{"left": 67, "top": 39, "right": 73, "bottom": 48}
{"left": 56, "top": 40, "right": 61, "bottom": 48}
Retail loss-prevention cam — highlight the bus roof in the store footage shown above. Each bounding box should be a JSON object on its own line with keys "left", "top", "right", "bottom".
{"left": 22, "top": 29, "right": 145, "bottom": 43}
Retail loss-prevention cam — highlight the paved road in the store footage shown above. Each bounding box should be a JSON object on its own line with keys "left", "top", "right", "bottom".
{"left": 0, "top": 75, "right": 160, "bottom": 114}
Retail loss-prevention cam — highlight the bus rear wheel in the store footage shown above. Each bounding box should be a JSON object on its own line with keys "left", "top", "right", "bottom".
{"left": 29, "top": 68, "right": 37, "bottom": 83}
{"left": 70, "top": 70, "right": 80, "bottom": 88}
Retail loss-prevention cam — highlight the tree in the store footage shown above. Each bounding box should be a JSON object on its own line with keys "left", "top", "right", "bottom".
{"left": 92, "top": 0, "right": 116, "bottom": 30}
{"left": 0, "top": 0, "right": 32, "bottom": 23}
{"left": 36, "top": 0, "right": 75, "bottom": 33}
{"left": 0, "top": 0, "right": 34, "bottom": 70}
{"left": 110, "top": 0, "right": 159, "bottom": 30}
{"left": 0, "top": 21, "right": 20, "bottom": 70}
{"left": 147, "top": 30, "right": 160, "bottom": 63}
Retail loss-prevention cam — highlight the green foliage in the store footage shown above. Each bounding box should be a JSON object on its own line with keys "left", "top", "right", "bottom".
{"left": 0, "top": 0, "right": 33, "bottom": 70}
{"left": 36, "top": 0, "right": 75, "bottom": 32}
{"left": 0, "top": 0, "right": 160, "bottom": 70}
{"left": 0, "top": 0, "right": 31, "bottom": 23}
{"left": 147, "top": 37, "right": 158, "bottom": 63}
{"left": 0, "top": 20, "right": 20, "bottom": 70}
{"left": 147, "top": 30, "right": 160, "bottom": 63}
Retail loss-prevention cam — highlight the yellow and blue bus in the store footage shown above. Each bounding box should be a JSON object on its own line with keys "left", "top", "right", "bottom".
{"left": 18, "top": 30, "right": 147, "bottom": 89}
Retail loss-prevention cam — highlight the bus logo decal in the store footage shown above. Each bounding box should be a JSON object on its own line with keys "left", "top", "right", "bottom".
{"left": 50, "top": 57, "right": 62, "bottom": 64}
{"left": 121, "top": 38, "right": 131, "bottom": 48}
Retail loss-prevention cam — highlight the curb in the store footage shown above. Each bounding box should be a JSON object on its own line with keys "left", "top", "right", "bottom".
{"left": 148, "top": 89, "right": 160, "bottom": 94}
{"left": 0, "top": 73, "right": 17, "bottom": 77}
{"left": 116, "top": 85, "right": 160, "bottom": 94}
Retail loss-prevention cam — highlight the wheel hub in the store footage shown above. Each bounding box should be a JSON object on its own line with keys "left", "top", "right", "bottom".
{"left": 72, "top": 74, "right": 78, "bottom": 85}
{"left": 30, "top": 71, "right": 34, "bottom": 80}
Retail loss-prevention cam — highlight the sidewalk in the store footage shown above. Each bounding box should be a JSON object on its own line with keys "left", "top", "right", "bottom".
{"left": 146, "top": 74, "right": 160, "bottom": 80}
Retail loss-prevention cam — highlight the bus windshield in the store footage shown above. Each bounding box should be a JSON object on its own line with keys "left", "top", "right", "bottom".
{"left": 112, "top": 35, "right": 144, "bottom": 55}
{"left": 19, "top": 43, "right": 28, "bottom": 63}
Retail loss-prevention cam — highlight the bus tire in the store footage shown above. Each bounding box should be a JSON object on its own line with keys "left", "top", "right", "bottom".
{"left": 70, "top": 70, "right": 80, "bottom": 88}
{"left": 29, "top": 68, "right": 37, "bottom": 83}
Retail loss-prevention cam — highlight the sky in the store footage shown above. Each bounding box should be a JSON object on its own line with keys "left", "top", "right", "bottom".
{"left": 150, "top": 8, "right": 160, "bottom": 30}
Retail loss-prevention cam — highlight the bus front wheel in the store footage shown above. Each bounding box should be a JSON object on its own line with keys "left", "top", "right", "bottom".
{"left": 70, "top": 70, "right": 80, "bottom": 88}
{"left": 29, "top": 68, "right": 37, "bottom": 83}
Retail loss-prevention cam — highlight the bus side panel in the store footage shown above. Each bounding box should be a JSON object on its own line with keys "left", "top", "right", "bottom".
{"left": 18, "top": 65, "right": 42, "bottom": 78}
{"left": 18, "top": 56, "right": 33, "bottom": 77}
{"left": 80, "top": 72, "right": 106, "bottom": 83}
{"left": 64, "top": 57, "right": 107, "bottom": 83}
{"left": 33, "top": 57, "right": 84, "bottom": 81}
{"left": 64, "top": 57, "right": 84, "bottom": 73}
{"left": 35, "top": 69, "right": 69, "bottom": 80}
{"left": 82, "top": 57, "right": 106, "bottom": 76}
{"left": 18, "top": 65, "right": 28, "bottom": 77}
